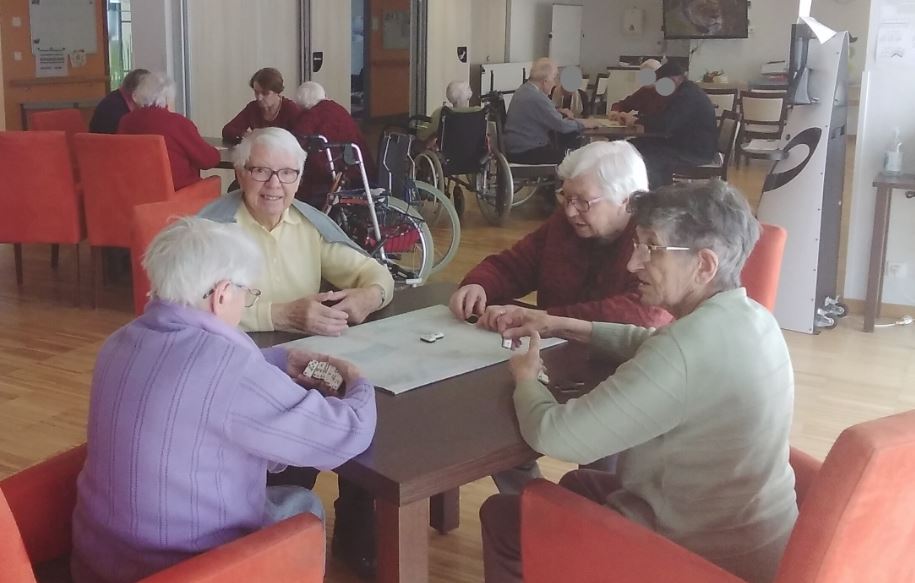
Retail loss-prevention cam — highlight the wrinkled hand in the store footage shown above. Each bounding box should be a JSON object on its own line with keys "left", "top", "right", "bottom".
{"left": 272, "top": 293, "right": 349, "bottom": 336}
{"left": 325, "top": 355, "right": 363, "bottom": 391}
{"left": 619, "top": 112, "right": 638, "bottom": 127}
{"left": 509, "top": 331, "right": 543, "bottom": 383}
{"left": 286, "top": 348, "right": 326, "bottom": 379}
{"left": 558, "top": 107, "right": 575, "bottom": 119}
{"left": 330, "top": 286, "right": 384, "bottom": 324}
{"left": 449, "top": 284, "right": 487, "bottom": 320}
{"left": 579, "top": 118, "right": 604, "bottom": 129}
{"left": 478, "top": 304, "right": 549, "bottom": 337}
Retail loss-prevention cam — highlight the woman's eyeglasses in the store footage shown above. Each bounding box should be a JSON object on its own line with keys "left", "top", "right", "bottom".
{"left": 555, "top": 190, "right": 607, "bottom": 214}
{"left": 245, "top": 166, "right": 300, "bottom": 184}
{"left": 203, "top": 283, "right": 262, "bottom": 308}
{"left": 631, "top": 241, "right": 693, "bottom": 260}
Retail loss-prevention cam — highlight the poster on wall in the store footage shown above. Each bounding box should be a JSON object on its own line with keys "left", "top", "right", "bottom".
{"left": 35, "top": 50, "right": 68, "bottom": 77}
{"left": 29, "top": 0, "right": 98, "bottom": 55}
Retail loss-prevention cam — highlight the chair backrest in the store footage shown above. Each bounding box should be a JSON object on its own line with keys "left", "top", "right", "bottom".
{"left": 594, "top": 74, "right": 609, "bottom": 97}
{"left": 0, "top": 131, "right": 83, "bottom": 245}
{"left": 130, "top": 193, "right": 220, "bottom": 315}
{"left": 377, "top": 131, "right": 414, "bottom": 197}
{"left": 716, "top": 110, "right": 741, "bottom": 178}
{"left": 741, "top": 223, "right": 787, "bottom": 312}
{"left": 704, "top": 88, "right": 739, "bottom": 120}
{"left": 740, "top": 91, "right": 787, "bottom": 136}
{"left": 27, "top": 109, "right": 88, "bottom": 134}
{"left": 776, "top": 409, "right": 915, "bottom": 583}
{"left": 438, "top": 107, "right": 488, "bottom": 174}
{"left": 0, "top": 491, "right": 38, "bottom": 583}
{"left": 74, "top": 133, "right": 177, "bottom": 248}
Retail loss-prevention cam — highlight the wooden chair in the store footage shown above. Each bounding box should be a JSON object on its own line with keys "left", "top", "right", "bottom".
{"left": 672, "top": 110, "right": 740, "bottom": 181}
{"left": 0, "top": 132, "right": 84, "bottom": 302}
{"left": 72, "top": 133, "right": 221, "bottom": 308}
{"left": 736, "top": 90, "right": 788, "bottom": 166}
{"left": 521, "top": 408, "right": 915, "bottom": 583}
{"left": 590, "top": 73, "right": 610, "bottom": 115}
{"left": 704, "top": 87, "right": 739, "bottom": 121}
{"left": 0, "top": 444, "right": 325, "bottom": 583}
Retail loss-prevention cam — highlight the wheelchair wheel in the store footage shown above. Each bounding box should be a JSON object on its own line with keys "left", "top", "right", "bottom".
{"left": 476, "top": 152, "right": 513, "bottom": 226}
{"left": 382, "top": 197, "right": 435, "bottom": 283}
{"left": 450, "top": 182, "right": 466, "bottom": 217}
{"left": 413, "top": 151, "right": 445, "bottom": 197}
{"left": 412, "top": 180, "right": 461, "bottom": 275}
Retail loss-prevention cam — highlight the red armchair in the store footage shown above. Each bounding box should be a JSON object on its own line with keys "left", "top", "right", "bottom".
{"left": 0, "top": 445, "right": 325, "bottom": 583}
{"left": 130, "top": 194, "right": 219, "bottom": 315}
{"left": 0, "top": 131, "right": 84, "bottom": 300}
{"left": 26, "top": 109, "right": 88, "bottom": 135}
{"left": 72, "top": 134, "right": 221, "bottom": 308}
{"left": 521, "top": 409, "right": 915, "bottom": 583}
{"left": 742, "top": 223, "right": 788, "bottom": 312}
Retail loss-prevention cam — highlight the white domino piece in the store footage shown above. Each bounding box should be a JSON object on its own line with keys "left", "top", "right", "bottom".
{"left": 501, "top": 337, "right": 513, "bottom": 350}
{"left": 537, "top": 369, "right": 550, "bottom": 384}
{"left": 420, "top": 332, "right": 445, "bottom": 343}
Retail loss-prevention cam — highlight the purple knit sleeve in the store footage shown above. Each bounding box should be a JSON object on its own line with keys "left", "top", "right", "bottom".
{"left": 260, "top": 347, "right": 288, "bottom": 371}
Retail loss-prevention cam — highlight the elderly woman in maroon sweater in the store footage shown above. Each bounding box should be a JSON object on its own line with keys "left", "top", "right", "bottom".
{"left": 451, "top": 141, "right": 673, "bottom": 332}
{"left": 118, "top": 72, "right": 220, "bottom": 191}
{"left": 291, "top": 81, "right": 377, "bottom": 208}
{"left": 222, "top": 68, "right": 301, "bottom": 144}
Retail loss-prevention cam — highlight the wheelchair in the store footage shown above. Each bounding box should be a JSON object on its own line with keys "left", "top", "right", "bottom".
{"left": 412, "top": 92, "right": 560, "bottom": 226}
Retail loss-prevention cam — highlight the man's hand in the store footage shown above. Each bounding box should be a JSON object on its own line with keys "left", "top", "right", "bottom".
{"left": 329, "top": 286, "right": 384, "bottom": 324}
{"left": 509, "top": 331, "right": 543, "bottom": 383}
{"left": 618, "top": 112, "right": 638, "bottom": 126}
{"left": 272, "top": 293, "right": 349, "bottom": 336}
{"left": 449, "top": 284, "right": 487, "bottom": 320}
{"left": 579, "top": 118, "right": 604, "bottom": 130}
{"left": 558, "top": 107, "right": 575, "bottom": 119}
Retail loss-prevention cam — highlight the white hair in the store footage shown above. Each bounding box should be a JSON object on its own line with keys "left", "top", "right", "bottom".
{"left": 640, "top": 59, "right": 662, "bottom": 71}
{"left": 142, "top": 217, "right": 262, "bottom": 307}
{"left": 133, "top": 72, "right": 176, "bottom": 108}
{"left": 529, "top": 58, "right": 558, "bottom": 83}
{"left": 295, "top": 81, "right": 327, "bottom": 110}
{"left": 557, "top": 141, "right": 649, "bottom": 205}
{"left": 445, "top": 81, "right": 472, "bottom": 107}
{"left": 232, "top": 127, "right": 307, "bottom": 171}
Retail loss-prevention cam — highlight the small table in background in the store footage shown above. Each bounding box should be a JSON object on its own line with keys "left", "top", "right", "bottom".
{"left": 864, "top": 171, "right": 915, "bottom": 332}
{"left": 204, "top": 136, "right": 235, "bottom": 170}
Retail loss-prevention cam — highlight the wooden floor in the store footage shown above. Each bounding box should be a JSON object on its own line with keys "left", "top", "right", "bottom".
{"left": 2, "top": 146, "right": 914, "bottom": 582}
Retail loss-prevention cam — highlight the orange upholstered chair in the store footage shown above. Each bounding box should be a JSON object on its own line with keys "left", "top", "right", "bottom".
{"left": 0, "top": 131, "right": 84, "bottom": 299}
{"left": 521, "top": 409, "right": 915, "bottom": 583}
{"left": 130, "top": 194, "right": 219, "bottom": 315}
{"left": 72, "top": 133, "right": 221, "bottom": 307}
{"left": 742, "top": 223, "right": 788, "bottom": 311}
{"left": 26, "top": 109, "right": 87, "bottom": 135}
{"left": 1, "top": 445, "right": 325, "bottom": 583}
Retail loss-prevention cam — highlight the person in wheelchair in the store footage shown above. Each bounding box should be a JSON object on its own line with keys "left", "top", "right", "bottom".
{"left": 503, "top": 57, "right": 603, "bottom": 165}
{"left": 450, "top": 141, "right": 672, "bottom": 331}
{"left": 416, "top": 80, "right": 482, "bottom": 144}
{"left": 291, "top": 81, "right": 377, "bottom": 209}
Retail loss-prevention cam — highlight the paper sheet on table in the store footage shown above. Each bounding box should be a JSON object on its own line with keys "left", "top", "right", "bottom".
{"left": 280, "top": 305, "right": 565, "bottom": 395}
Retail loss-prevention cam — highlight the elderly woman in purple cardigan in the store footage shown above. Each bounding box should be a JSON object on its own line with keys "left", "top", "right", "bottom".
{"left": 70, "top": 217, "right": 377, "bottom": 583}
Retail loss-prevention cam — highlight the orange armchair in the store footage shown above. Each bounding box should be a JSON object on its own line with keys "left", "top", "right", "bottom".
{"left": 72, "top": 134, "right": 221, "bottom": 307}
{"left": 130, "top": 194, "right": 220, "bottom": 315}
{"left": 521, "top": 409, "right": 915, "bottom": 583}
{"left": 742, "top": 223, "right": 788, "bottom": 311}
{"left": 1, "top": 445, "right": 325, "bottom": 583}
{"left": 0, "top": 131, "right": 84, "bottom": 300}
{"left": 26, "top": 109, "right": 88, "bottom": 135}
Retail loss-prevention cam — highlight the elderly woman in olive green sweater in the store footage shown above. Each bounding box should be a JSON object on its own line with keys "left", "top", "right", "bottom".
{"left": 480, "top": 180, "right": 797, "bottom": 583}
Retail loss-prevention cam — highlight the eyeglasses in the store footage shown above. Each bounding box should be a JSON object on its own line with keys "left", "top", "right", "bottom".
{"left": 631, "top": 241, "right": 693, "bottom": 260}
{"left": 555, "top": 190, "right": 606, "bottom": 214}
{"left": 203, "top": 283, "right": 262, "bottom": 308}
{"left": 245, "top": 166, "right": 300, "bottom": 184}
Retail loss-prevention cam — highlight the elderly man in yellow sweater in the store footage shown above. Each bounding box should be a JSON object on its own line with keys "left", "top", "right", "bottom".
{"left": 200, "top": 126, "right": 394, "bottom": 335}
{"left": 198, "top": 127, "right": 392, "bottom": 578}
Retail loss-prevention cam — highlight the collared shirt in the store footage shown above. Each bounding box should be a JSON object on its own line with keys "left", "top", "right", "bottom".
{"left": 503, "top": 81, "right": 584, "bottom": 154}
{"left": 235, "top": 203, "right": 394, "bottom": 331}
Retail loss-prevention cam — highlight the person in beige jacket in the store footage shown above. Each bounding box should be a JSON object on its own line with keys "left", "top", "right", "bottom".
{"left": 480, "top": 180, "right": 797, "bottom": 583}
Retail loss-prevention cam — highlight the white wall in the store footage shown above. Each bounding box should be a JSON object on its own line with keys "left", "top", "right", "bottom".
{"left": 132, "top": 0, "right": 186, "bottom": 113}
{"left": 471, "top": 0, "right": 507, "bottom": 65}
{"left": 844, "top": 0, "right": 915, "bottom": 306}
{"left": 508, "top": 0, "right": 582, "bottom": 62}
{"left": 688, "top": 0, "right": 800, "bottom": 82}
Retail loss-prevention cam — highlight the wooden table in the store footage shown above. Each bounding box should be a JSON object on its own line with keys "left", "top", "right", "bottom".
{"left": 583, "top": 123, "right": 645, "bottom": 141}
{"left": 204, "top": 136, "right": 235, "bottom": 169}
{"left": 864, "top": 171, "right": 915, "bottom": 332}
{"left": 250, "top": 283, "right": 616, "bottom": 582}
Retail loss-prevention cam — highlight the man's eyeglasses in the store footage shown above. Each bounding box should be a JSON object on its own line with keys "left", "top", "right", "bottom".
{"left": 631, "top": 241, "right": 693, "bottom": 260}
{"left": 203, "top": 283, "right": 262, "bottom": 308}
{"left": 245, "top": 166, "right": 300, "bottom": 184}
{"left": 555, "top": 190, "right": 606, "bottom": 214}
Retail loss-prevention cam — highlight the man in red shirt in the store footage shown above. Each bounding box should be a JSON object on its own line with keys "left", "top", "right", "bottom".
{"left": 609, "top": 58, "right": 669, "bottom": 119}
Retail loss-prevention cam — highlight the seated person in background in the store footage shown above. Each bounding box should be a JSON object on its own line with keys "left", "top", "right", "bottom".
{"left": 608, "top": 58, "right": 668, "bottom": 119}
{"left": 222, "top": 67, "right": 301, "bottom": 144}
{"left": 290, "top": 81, "right": 377, "bottom": 209}
{"left": 71, "top": 217, "right": 376, "bottom": 583}
{"left": 89, "top": 68, "right": 149, "bottom": 133}
{"left": 118, "top": 72, "right": 220, "bottom": 191}
{"left": 629, "top": 61, "right": 717, "bottom": 188}
{"left": 451, "top": 141, "right": 672, "bottom": 328}
{"left": 199, "top": 127, "right": 393, "bottom": 335}
{"left": 480, "top": 180, "right": 797, "bottom": 583}
{"left": 417, "top": 80, "right": 482, "bottom": 143}
{"left": 503, "top": 57, "right": 602, "bottom": 165}
{"left": 550, "top": 82, "right": 590, "bottom": 118}
{"left": 199, "top": 128, "right": 391, "bottom": 578}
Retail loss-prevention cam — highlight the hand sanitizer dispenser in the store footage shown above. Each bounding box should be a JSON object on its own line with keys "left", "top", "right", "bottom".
{"left": 885, "top": 128, "right": 903, "bottom": 174}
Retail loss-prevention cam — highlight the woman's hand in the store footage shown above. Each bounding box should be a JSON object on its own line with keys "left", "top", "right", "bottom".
{"left": 481, "top": 305, "right": 552, "bottom": 340}
{"left": 509, "top": 331, "right": 543, "bottom": 383}
{"left": 449, "top": 284, "right": 487, "bottom": 320}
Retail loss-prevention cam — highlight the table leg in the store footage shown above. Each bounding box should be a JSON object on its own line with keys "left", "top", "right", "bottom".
{"left": 430, "top": 488, "right": 460, "bottom": 534}
{"left": 376, "top": 497, "right": 429, "bottom": 583}
{"left": 864, "top": 186, "right": 892, "bottom": 332}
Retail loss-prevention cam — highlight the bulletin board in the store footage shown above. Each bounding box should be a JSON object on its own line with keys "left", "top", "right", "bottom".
{"left": 29, "top": 0, "right": 98, "bottom": 54}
